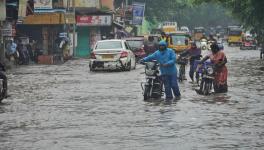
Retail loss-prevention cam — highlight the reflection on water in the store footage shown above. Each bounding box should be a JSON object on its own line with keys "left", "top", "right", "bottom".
{"left": 0, "top": 47, "right": 264, "bottom": 149}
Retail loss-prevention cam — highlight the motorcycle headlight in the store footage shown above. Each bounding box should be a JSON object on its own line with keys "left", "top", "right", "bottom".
{"left": 145, "top": 69, "right": 156, "bottom": 76}
{"left": 207, "top": 67, "right": 214, "bottom": 75}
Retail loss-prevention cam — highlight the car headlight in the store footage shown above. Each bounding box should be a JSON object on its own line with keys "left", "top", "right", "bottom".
{"left": 207, "top": 67, "right": 214, "bottom": 75}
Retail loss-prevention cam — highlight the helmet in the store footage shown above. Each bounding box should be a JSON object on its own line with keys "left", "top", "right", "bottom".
{"left": 159, "top": 40, "right": 167, "bottom": 47}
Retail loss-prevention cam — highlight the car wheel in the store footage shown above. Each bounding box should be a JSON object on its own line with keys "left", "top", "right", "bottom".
{"left": 125, "top": 60, "right": 131, "bottom": 71}
{"left": 89, "top": 64, "right": 95, "bottom": 72}
{"left": 133, "top": 60, "right": 137, "bottom": 70}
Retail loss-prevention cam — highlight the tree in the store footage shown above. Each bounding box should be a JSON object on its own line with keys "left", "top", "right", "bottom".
{"left": 114, "top": 0, "right": 237, "bottom": 30}
{"left": 194, "top": 0, "right": 264, "bottom": 42}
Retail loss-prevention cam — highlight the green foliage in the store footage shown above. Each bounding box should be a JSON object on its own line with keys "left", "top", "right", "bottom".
{"left": 195, "top": 0, "right": 264, "bottom": 42}
{"left": 114, "top": 0, "right": 237, "bottom": 30}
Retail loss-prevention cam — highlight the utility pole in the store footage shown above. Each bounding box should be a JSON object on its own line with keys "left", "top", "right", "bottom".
{"left": 72, "top": 0, "right": 76, "bottom": 57}
{"left": 123, "top": 0, "right": 128, "bottom": 28}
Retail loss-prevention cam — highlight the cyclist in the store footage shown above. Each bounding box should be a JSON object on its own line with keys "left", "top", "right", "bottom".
{"left": 179, "top": 42, "right": 202, "bottom": 82}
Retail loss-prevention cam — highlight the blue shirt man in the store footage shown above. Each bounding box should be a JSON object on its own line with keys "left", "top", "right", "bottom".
{"left": 142, "top": 41, "right": 181, "bottom": 100}
{"left": 6, "top": 40, "right": 17, "bottom": 54}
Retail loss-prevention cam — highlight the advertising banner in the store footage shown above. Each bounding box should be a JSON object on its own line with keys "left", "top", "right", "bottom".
{"left": 132, "top": 2, "right": 145, "bottom": 25}
{"left": 63, "top": 0, "right": 100, "bottom": 8}
{"left": 77, "top": 16, "right": 112, "bottom": 26}
{"left": 34, "top": 0, "right": 53, "bottom": 9}
{"left": 18, "top": 0, "right": 27, "bottom": 19}
{"left": 0, "top": 0, "right": 6, "bottom": 21}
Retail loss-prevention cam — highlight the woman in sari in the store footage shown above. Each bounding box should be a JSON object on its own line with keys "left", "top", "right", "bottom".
{"left": 199, "top": 43, "right": 228, "bottom": 93}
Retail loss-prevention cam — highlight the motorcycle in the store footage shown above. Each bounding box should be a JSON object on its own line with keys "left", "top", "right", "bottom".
{"left": 9, "top": 51, "right": 20, "bottom": 66}
{"left": 141, "top": 61, "right": 163, "bottom": 101}
{"left": 207, "top": 40, "right": 215, "bottom": 50}
{"left": 200, "top": 39, "right": 208, "bottom": 50}
{"left": 177, "top": 56, "right": 188, "bottom": 82}
{"left": 0, "top": 76, "right": 7, "bottom": 103}
{"left": 260, "top": 47, "right": 264, "bottom": 59}
{"left": 195, "top": 60, "right": 214, "bottom": 95}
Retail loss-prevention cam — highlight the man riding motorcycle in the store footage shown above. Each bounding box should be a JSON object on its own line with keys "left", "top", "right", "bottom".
{"left": 141, "top": 41, "right": 181, "bottom": 101}
{"left": 179, "top": 42, "right": 202, "bottom": 82}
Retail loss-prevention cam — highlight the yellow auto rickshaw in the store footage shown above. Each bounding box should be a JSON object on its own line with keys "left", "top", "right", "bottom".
{"left": 227, "top": 27, "right": 242, "bottom": 46}
{"left": 168, "top": 31, "right": 191, "bottom": 53}
{"left": 193, "top": 27, "right": 205, "bottom": 41}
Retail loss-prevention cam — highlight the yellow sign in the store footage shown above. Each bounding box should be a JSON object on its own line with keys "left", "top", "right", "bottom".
{"left": 63, "top": 0, "right": 100, "bottom": 8}
{"left": 23, "top": 13, "right": 65, "bottom": 25}
{"left": 65, "top": 13, "right": 76, "bottom": 24}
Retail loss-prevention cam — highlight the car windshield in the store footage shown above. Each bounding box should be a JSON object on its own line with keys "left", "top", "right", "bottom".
{"left": 171, "top": 35, "right": 187, "bottom": 45}
{"left": 229, "top": 30, "right": 242, "bottom": 36}
{"left": 95, "top": 41, "right": 123, "bottom": 50}
{"left": 127, "top": 40, "right": 143, "bottom": 49}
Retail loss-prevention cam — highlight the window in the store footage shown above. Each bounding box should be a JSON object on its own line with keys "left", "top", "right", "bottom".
{"left": 124, "top": 42, "right": 130, "bottom": 50}
{"left": 171, "top": 35, "right": 187, "bottom": 46}
{"left": 127, "top": 40, "right": 143, "bottom": 50}
{"left": 95, "top": 41, "right": 123, "bottom": 50}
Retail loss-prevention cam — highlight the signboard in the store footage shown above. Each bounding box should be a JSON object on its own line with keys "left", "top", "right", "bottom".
{"left": 18, "top": 0, "right": 27, "bottom": 19}
{"left": 0, "top": 0, "right": 6, "bottom": 21}
{"left": 132, "top": 3, "right": 145, "bottom": 25}
{"left": 77, "top": 16, "right": 112, "bottom": 26}
{"left": 101, "top": 0, "right": 114, "bottom": 10}
{"left": 63, "top": 0, "right": 100, "bottom": 8}
{"left": 23, "top": 13, "right": 65, "bottom": 25}
{"left": 1, "top": 29, "right": 16, "bottom": 37}
{"left": 65, "top": 13, "right": 76, "bottom": 24}
{"left": 34, "top": 0, "right": 52, "bottom": 9}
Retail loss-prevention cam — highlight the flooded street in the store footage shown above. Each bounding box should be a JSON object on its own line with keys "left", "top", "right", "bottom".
{"left": 1, "top": 46, "right": 264, "bottom": 150}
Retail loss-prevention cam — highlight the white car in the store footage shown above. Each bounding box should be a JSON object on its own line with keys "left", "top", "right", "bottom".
{"left": 89, "top": 39, "right": 136, "bottom": 71}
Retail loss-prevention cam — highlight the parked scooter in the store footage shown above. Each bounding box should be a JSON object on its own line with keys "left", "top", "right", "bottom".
{"left": 141, "top": 61, "right": 163, "bottom": 101}
{"left": 19, "top": 45, "right": 30, "bottom": 65}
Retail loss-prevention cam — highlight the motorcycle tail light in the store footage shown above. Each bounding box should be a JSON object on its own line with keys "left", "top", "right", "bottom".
{"left": 90, "top": 52, "right": 96, "bottom": 59}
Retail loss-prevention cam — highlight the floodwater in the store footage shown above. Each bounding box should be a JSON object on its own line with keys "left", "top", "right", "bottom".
{"left": 0, "top": 45, "right": 263, "bottom": 150}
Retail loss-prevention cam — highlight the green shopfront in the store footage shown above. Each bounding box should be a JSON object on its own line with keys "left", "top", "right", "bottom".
{"left": 76, "top": 15, "right": 112, "bottom": 57}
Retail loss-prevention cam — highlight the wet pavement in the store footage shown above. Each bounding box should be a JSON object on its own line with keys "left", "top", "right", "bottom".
{"left": 0, "top": 45, "right": 264, "bottom": 150}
